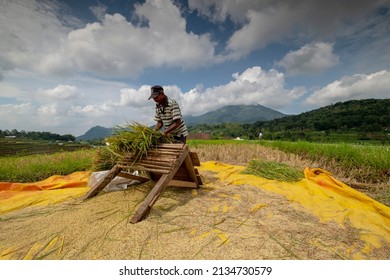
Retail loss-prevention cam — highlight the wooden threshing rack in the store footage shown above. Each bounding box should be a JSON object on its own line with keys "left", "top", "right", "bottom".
{"left": 83, "top": 143, "right": 202, "bottom": 223}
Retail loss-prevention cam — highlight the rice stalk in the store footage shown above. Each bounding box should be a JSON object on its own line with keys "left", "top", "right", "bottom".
{"left": 93, "top": 122, "right": 173, "bottom": 170}
{"left": 243, "top": 159, "right": 304, "bottom": 182}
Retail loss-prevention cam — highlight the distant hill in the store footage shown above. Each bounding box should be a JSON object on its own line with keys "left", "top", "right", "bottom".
{"left": 259, "top": 98, "right": 390, "bottom": 132}
{"left": 185, "top": 104, "right": 286, "bottom": 126}
{"left": 76, "top": 125, "right": 113, "bottom": 141}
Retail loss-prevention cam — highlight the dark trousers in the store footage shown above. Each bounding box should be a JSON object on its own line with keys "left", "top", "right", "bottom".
{"left": 173, "top": 135, "right": 187, "bottom": 144}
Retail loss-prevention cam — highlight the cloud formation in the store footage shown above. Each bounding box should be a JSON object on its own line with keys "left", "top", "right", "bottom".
{"left": 277, "top": 42, "right": 339, "bottom": 75}
{"left": 179, "top": 67, "right": 304, "bottom": 115}
{"left": 0, "top": 0, "right": 219, "bottom": 79}
{"left": 305, "top": 70, "right": 390, "bottom": 106}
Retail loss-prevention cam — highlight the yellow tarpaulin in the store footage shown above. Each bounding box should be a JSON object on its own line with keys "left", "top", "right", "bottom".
{"left": 198, "top": 161, "right": 390, "bottom": 256}
{"left": 0, "top": 162, "right": 389, "bottom": 259}
{"left": 0, "top": 171, "right": 91, "bottom": 215}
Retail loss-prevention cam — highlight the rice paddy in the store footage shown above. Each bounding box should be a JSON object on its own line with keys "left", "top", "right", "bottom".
{"left": 0, "top": 139, "right": 389, "bottom": 205}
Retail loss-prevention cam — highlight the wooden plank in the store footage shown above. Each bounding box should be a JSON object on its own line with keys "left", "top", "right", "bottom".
{"left": 83, "top": 165, "right": 122, "bottom": 199}
{"left": 172, "top": 167, "right": 192, "bottom": 181}
{"left": 117, "top": 171, "right": 149, "bottom": 183}
{"left": 190, "top": 152, "right": 201, "bottom": 166}
{"left": 168, "top": 180, "right": 198, "bottom": 188}
{"left": 137, "top": 160, "right": 174, "bottom": 167}
{"left": 156, "top": 143, "right": 185, "bottom": 150}
{"left": 124, "top": 157, "right": 175, "bottom": 164}
{"left": 130, "top": 146, "right": 190, "bottom": 223}
{"left": 194, "top": 169, "right": 203, "bottom": 185}
{"left": 147, "top": 150, "right": 181, "bottom": 156}
{"left": 117, "top": 164, "right": 170, "bottom": 174}
{"left": 134, "top": 162, "right": 172, "bottom": 170}
{"left": 183, "top": 153, "right": 199, "bottom": 188}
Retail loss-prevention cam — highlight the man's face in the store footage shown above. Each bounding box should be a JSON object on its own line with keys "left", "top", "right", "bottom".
{"left": 153, "top": 92, "right": 164, "bottom": 104}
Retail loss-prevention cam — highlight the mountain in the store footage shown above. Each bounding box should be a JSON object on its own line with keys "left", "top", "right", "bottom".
{"left": 184, "top": 104, "right": 286, "bottom": 126}
{"left": 76, "top": 125, "right": 113, "bottom": 141}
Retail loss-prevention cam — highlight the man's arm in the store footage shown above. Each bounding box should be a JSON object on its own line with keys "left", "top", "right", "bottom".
{"left": 154, "top": 121, "right": 163, "bottom": 132}
{"left": 162, "top": 119, "right": 181, "bottom": 136}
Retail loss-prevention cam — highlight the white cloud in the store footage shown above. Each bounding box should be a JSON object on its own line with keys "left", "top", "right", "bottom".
{"left": 190, "top": 0, "right": 389, "bottom": 57}
{"left": 88, "top": 66, "right": 304, "bottom": 119}
{"left": 1, "top": 0, "right": 219, "bottom": 79}
{"left": 0, "top": 82, "right": 26, "bottom": 99}
{"left": 39, "top": 0, "right": 218, "bottom": 77}
{"left": 277, "top": 42, "right": 339, "bottom": 75}
{"left": 0, "top": 103, "right": 34, "bottom": 116}
{"left": 305, "top": 70, "right": 390, "bottom": 106}
{"left": 188, "top": 0, "right": 261, "bottom": 23}
{"left": 69, "top": 104, "right": 111, "bottom": 117}
{"left": 0, "top": 103, "right": 36, "bottom": 130}
{"left": 118, "top": 86, "right": 151, "bottom": 107}
{"left": 42, "top": 84, "right": 79, "bottom": 100}
{"left": 178, "top": 66, "right": 304, "bottom": 116}
{"left": 89, "top": 4, "right": 108, "bottom": 21}
{"left": 38, "top": 103, "right": 59, "bottom": 116}
{"left": 0, "top": 0, "right": 80, "bottom": 73}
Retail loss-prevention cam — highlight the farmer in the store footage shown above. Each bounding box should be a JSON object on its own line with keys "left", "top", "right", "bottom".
{"left": 148, "top": 85, "right": 188, "bottom": 144}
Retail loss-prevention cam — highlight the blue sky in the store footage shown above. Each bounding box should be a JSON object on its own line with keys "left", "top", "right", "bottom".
{"left": 1, "top": 0, "right": 389, "bottom": 136}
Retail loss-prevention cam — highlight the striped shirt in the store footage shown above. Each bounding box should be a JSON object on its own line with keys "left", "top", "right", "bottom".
{"left": 154, "top": 97, "right": 188, "bottom": 137}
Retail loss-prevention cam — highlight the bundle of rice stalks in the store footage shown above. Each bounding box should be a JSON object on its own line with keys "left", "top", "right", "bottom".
{"left": 92, "top": 146, "right": 121, "bottom": 171}
{"left": 93, "top": 122, "right": 173, "bottom": 170}
{"left": 243, "top": 159, "right": 304, "bottom": 182}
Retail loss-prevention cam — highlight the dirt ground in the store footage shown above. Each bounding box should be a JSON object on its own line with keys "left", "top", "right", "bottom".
{"left": 1, "top": 163, "right": 389, "bottom": 260}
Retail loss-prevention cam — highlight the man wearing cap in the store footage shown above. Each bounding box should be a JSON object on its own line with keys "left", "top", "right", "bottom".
{"left": 149, "top": 85, "right": 188, "bottom": 144}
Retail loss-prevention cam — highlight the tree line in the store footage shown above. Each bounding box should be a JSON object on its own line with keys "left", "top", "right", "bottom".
{"left": 0, "top": 129, "right": 76, "bottom": 142}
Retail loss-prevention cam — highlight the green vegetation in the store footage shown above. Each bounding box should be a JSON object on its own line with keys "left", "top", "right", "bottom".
{"left": 0, "top": 138, "right": 91, "bottom": 157}
{"left": 243, "top": 159, "right": 304, "bottom": 182}
{"left": 0, "top": 129, "right": 75, "bottom": 141}
{"left": 0, "top": 150, "right": 93, "bottom": 182}
{"left": 188, "top": 99, "right": 390, "bottom": 143}
{"left": 257, "top": 140, "right": 390, "bottom": 183}
{"left": 259, "top": 99, "right": 389, "bottom": 132}
{"left": 106, "top": 123, "right": 172, "bottom": 159}
{"left": 93, "top": 123, "right": 174, "bottom": 170}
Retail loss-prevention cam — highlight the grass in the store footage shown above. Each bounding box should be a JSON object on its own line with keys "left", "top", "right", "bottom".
{"left": 0, "top": 149, "right": 94, "bottom": 182}
{"left": 243, "top": 159, "right": 304, "bottom": 182}
{"left": 0, "top": 138, "right": 90, "bottom": 157}
{"left": 256, "top": 140, "right": 390, "bottom": 183}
